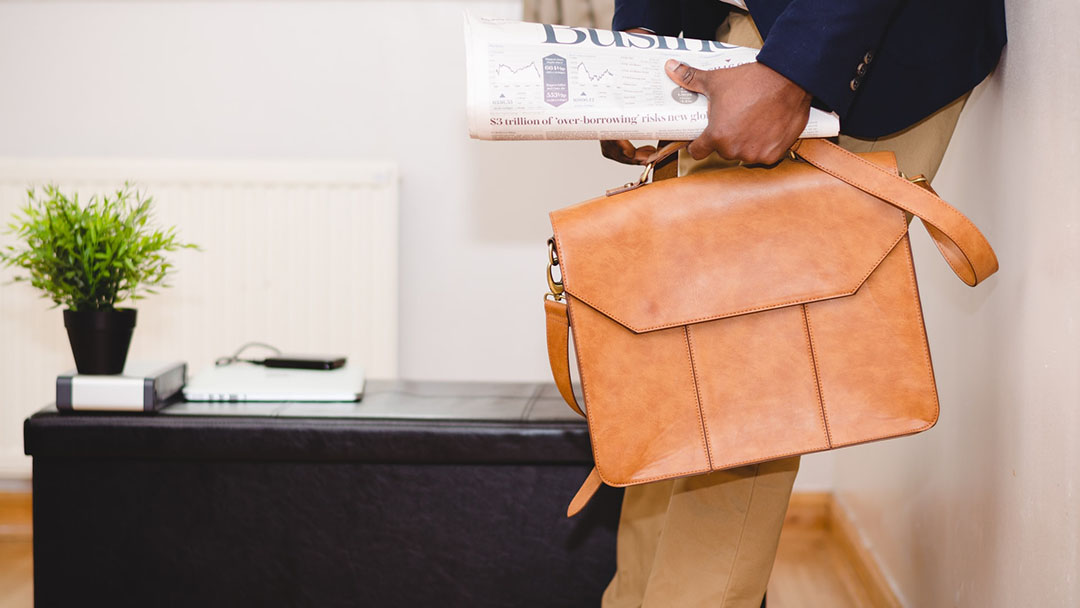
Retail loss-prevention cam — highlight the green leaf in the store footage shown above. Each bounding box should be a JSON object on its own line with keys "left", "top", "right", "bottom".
{"left": 0, "top": 183, "right": 199, "bottom": 309}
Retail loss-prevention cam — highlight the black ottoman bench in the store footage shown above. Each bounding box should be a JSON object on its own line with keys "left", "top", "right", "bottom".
{"left": 24, "top": 381, "right": 621, "bottom": 608}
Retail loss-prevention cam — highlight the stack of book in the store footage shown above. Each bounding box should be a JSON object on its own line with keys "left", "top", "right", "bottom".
{"left": 56, "top": 361, "right": 186, "bottom": 412}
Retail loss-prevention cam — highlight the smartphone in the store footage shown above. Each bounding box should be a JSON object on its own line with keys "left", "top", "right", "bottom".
{"left": 262, "top": 355, "right": 347, "bottom": 370}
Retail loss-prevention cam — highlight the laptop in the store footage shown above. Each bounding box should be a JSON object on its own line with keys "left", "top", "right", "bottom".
{"left": 183, "top": 363, "right": 365, "bottom": 402}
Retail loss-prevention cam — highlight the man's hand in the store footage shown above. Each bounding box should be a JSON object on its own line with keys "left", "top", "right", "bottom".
{"left": 600, "top": 140, "right": 658, "bottom": 165}
{"left": 665, "top": 59, "right": 812, "bottom": 165}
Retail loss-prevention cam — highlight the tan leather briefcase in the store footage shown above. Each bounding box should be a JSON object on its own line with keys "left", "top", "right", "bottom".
{"left": 544, "top": 139, "right": 998, "bottom": 516}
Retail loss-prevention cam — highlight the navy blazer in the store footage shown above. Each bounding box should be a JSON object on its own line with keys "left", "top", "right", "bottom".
{"left": 614, "top": 0, "right": 1006, "bottom": 138}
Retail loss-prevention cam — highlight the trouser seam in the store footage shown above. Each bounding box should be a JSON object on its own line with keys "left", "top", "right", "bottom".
{"left": 717, "top": 465, "right": 760, "bottom": 607}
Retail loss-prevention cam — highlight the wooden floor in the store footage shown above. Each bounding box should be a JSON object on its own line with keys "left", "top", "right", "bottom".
{"left": 0, "top": 542, "right": 32, "bottom": 608}
{"left": 0, "top": 491, "right": 32, "bottom": 608}
{"left": 769, "top": 529, "right": 877, "bottom": 607}
{"left": 0, "top": 492, "right": 881, "bottom": 608}
{"left": 768, "top": 492, "right": 884, "bottom": 607}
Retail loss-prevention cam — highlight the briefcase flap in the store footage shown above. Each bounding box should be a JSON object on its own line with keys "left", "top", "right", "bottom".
{"left": 549, "top": 153, "right": 908, "bottom": 333}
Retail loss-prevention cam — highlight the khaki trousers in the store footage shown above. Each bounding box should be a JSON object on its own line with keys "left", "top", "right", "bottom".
{"left": 601, "top": 12, "right": 968, "bottom": 608}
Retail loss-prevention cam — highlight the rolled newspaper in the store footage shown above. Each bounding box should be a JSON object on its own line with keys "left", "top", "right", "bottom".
{"left": 465, "top": 14, "right": 840, "bottom": 141}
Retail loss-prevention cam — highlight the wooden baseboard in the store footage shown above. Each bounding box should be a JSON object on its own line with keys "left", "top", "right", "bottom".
{"left": 784, "top": 492, "right": 902, "bottom": 607}
{"left": 0, "top": 491, "right": 32, "bottom": 541}
{"left": 827, "top": 496, "right": 902, "bottom": 608}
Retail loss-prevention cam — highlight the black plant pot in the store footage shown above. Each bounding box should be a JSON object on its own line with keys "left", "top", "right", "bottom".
{"left": 63, "top": 309, "right": 137, "bottom": 375}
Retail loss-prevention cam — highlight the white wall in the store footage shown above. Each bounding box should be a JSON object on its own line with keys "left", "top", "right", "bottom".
{"left": 0, "top": 0, "right": 631, "bottom": 381}
{"left": 833, "top": 1, "right": 1080, "bottom": 605}
{"left": 0, "top": 0, "right": 835, "bottom": 488}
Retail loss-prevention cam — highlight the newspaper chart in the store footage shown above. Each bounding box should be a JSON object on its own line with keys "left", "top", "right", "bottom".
{"left": 465, "top": 14, "right": 840, "bottom": 141}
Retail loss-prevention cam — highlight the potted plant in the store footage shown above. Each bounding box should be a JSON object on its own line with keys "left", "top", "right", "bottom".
{"left": 0, "top": 184, "right": 196, "bottom": 374}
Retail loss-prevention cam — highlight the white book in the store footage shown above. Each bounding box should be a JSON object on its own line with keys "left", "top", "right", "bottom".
{"left": 182, "top": 363, "right": 364, "bottom": 403}
{"left": 56, "top": 361, "right": 187, "bottom": 412}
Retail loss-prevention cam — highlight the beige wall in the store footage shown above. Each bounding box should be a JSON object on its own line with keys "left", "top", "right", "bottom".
{"left": 833, "top": 1, "right": 1080, "bottom": 605}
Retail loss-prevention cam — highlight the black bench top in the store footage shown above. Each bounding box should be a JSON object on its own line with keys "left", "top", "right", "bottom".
{"left": 24, "top": 380, "right": 593, "bottom": 464}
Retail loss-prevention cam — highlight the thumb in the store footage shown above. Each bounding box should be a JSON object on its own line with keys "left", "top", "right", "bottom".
{"left": 665, "top": 59, "right": 707, "bottom": 94}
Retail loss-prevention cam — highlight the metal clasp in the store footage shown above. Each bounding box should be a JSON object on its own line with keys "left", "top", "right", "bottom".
{"left": 546, "top": 238, "right": 564, "bottom": 301}
{"left": 606, "top": 161, "right": 657, "bottom": 197}
{"left": 899, "top": 170, "right": 930, "bottom": 185}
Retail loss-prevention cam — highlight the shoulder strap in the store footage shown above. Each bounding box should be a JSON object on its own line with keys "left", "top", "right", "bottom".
{"left": 639, "top": 139, "right": 999, "bottom": 286}
{"left": 546, "top": 298, "right": 601, "bottom": 517}
{"left": 545, "top": 298, "right": 584, "bottom": 418}
{"left": 792, "top": 139, "right": 998, "bottom": 286}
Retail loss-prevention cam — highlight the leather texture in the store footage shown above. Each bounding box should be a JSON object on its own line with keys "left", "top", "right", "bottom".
{"left": 547, "top": 139, "right": 998, "bottom": 516}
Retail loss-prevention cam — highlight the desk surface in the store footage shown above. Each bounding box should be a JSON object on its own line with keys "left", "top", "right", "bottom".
{"left": 163, "top": 379, "right": 581, "bottom": 421}
{"left": 24, "top": 380, "right": 593, "bottom": 464}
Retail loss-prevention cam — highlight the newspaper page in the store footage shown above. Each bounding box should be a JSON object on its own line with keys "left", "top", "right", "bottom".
{"left": 465, "top": 14, "right": 840, "bottom": 141}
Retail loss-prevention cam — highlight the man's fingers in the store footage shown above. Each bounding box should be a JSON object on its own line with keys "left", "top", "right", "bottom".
{"left": 687, "top": 135, "right": 715, "bottom": 161}
{"left": 688, "top": 127, "right": 724, "bottom": 160}
{"left": 665, "top": 59, "right": 707, "bottom": 94}
{"left": 600, "top": 140, "right": 656, "bottom": 165}
{"left": 600, "top": 140, "right": 632, "bottom": 163}
{"left": 631, "top": 145, "right": 657, "bottom": 164}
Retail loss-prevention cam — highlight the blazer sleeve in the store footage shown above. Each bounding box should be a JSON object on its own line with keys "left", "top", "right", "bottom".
{"left": 612, "top": 0, "right": 682, "bottom": 36}
{"left": 751, "top": 0, "right": 906, "bottom": 118}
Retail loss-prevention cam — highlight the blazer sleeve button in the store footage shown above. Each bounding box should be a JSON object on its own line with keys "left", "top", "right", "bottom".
{"left": 850, "top": 77, "right": 861, "bottom": 91}
{"left": 864, "top": 51, "right": 875, "bottom": 64}
{"left": 856, "top": 62, "right": 868, "bottom": 76}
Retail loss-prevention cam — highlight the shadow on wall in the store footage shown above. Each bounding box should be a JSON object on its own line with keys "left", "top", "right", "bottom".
{"left": 912, "top": 50, "right": 1029, "bottom": 606}
{"left": 836, "top": 32, "right": 1076, "bottom": 603}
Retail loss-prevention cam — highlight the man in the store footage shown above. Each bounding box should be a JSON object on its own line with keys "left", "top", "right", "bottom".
{"left": 598, "top": 1, "right": 1006, "bottom": 606}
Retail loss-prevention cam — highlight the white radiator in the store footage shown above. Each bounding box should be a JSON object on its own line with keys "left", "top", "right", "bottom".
{"left": 0, "top": 158, "right": 399, "bottom": 477}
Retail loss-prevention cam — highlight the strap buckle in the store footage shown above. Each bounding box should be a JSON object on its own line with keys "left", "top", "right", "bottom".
{"left": 898, "top": 169, "right": 930, "bottom": 185}
{"left": 546, "top": 238, "right": 564, "bottom": 301}
{"left": 605, "top": 161, "right": 656, "bottom": 197}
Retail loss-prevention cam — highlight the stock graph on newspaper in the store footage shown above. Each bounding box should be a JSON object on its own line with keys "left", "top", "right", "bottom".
{"left": 467, "top": 15, "right": 840, "bottom": 141}
{"left": 491, "top": 51, "right": 656, "bottom": 110}
{"left": 481, "top": 43, "right": 742, "bottom": 140}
